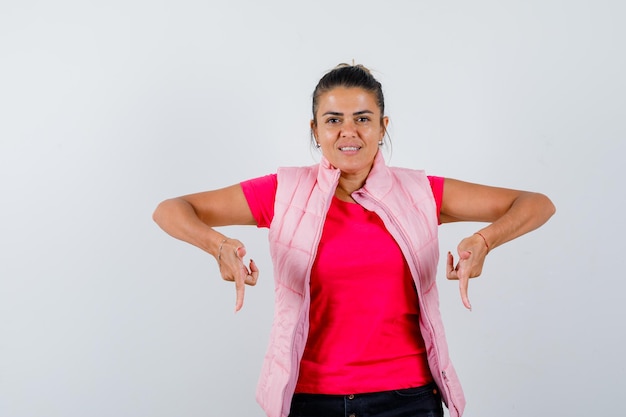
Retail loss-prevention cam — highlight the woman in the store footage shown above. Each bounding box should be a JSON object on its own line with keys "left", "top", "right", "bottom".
{"left": 153, "top": 64, "right": 555, "bottom": 417}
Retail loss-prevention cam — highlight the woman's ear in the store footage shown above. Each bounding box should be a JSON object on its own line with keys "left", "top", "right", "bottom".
{"left": 310, "top": 119, "right": 317, "bottom": 139}
{"left": 381, "top": 116, "right": 389, "bottom": 137}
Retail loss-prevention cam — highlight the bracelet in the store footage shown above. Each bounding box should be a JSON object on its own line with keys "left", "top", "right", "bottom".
{"left": 474, "top": 232, "right": 490, "bottom": 252}
{"left": 217, "top": 238, "right": 228, "bottom": 266}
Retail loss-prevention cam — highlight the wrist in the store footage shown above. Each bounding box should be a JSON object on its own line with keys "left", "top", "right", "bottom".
{"left": 200, "top": 230, "right": 227, "bottom": 258}
{"left": 474, "top": 231, "right": 490, "bottom": 253}
{"left": 217, "top": 237, "right": 229, "bottom": 265}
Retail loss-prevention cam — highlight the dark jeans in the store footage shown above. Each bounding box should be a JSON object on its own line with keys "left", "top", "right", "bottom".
{"left": 288, "top": 383, "right": 444, "bottom": 417}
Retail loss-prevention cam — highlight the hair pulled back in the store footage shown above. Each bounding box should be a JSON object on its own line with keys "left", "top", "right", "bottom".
{"left": 311, "top": 64, "right": 385, "bottom": 124}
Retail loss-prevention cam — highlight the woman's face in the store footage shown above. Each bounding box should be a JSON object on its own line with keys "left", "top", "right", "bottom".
{"left": 312, "top": 87, "right": 388, "bottom": 180}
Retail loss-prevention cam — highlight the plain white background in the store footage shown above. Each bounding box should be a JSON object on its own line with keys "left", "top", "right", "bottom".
{"left": 1, "top": 1, "right": 624, "bottom": 416}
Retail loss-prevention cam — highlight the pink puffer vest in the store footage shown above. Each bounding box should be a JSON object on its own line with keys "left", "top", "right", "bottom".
{"left": 255, "top": 152, "right": 465, "bottom": 417}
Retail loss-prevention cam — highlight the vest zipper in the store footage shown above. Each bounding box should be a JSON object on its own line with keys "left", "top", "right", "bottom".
{"left": 353, "top": 190, "right": 451, "bottom": 405}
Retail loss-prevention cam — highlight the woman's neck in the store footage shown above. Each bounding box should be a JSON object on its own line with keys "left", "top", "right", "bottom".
{"left": 335, "top": 173, "right": 367, "bottom": 203}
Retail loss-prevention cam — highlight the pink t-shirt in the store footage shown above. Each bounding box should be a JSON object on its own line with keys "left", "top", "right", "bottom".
{"left": 241, "top": 174, "right": 444, "bottom": 394}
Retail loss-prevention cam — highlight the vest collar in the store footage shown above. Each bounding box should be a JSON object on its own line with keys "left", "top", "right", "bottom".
{"left": 317, "top": 151, "right": 392, "bottom": 200}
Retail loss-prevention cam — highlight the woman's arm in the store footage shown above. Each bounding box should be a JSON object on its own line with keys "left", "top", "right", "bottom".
{"left": 440, "top": 178, "right": 556, "bottom": 310}
{"left": 152, "top": 184, "right": 259, "bottom": 311}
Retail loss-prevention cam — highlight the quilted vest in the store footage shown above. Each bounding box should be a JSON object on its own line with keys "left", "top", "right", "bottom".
{"left": 255, "top": 152, "right": 466, "bottom": 417}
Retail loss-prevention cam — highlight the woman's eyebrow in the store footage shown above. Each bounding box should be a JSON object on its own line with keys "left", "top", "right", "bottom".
{"left": 321, "top": 110, "right": 374, "bottom": 116}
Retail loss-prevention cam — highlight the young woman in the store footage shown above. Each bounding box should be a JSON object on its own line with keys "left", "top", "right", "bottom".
{"left": 153, "top": 64, "right": 555, "bottom": 417}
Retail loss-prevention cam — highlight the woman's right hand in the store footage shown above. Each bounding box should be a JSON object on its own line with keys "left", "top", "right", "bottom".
{"left": 153, "top": 184, "right": 260, "bottom": 311}
{"left": 216, "top": 238, "right": 259, "bottom": 312}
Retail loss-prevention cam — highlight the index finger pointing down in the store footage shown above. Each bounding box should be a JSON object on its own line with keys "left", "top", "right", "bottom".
{"left": 234, "top": 265, "right": 247, "bottom": 312}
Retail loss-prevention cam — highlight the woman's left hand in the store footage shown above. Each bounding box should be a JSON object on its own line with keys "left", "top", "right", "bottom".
{"left": 446, "top": 233, "right": 489, "bottom": 310}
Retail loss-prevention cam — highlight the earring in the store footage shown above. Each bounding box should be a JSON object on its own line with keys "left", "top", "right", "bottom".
{"left": 378, "top": 140, "right": 383, "bottom": 146}
{"left": 316, "top": 143, "right": 321, "bottom": 148}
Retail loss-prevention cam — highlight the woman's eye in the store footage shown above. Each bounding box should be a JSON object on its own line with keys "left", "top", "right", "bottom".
{"left": 326, "top": 118, "right": 340, "bottom": 124}
{"left": 357, "top": 117, "right": 370, "bottom": 123}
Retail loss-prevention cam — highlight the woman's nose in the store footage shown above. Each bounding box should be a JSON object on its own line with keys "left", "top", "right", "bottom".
{"left": 340, "top": 120, "right": 357, "bottom": 137}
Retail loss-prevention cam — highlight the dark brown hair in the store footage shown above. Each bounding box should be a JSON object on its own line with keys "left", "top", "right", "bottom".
{"left": 311, "top": 64, "right": 385, "bottom": 125}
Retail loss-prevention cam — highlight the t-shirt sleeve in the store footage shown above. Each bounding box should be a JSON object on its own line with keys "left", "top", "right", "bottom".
{"left": 240, "top": 174, "right": 278, "bottom": 228}
{"left": 427, "top": 175, "right": 444, "bottom": 225}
